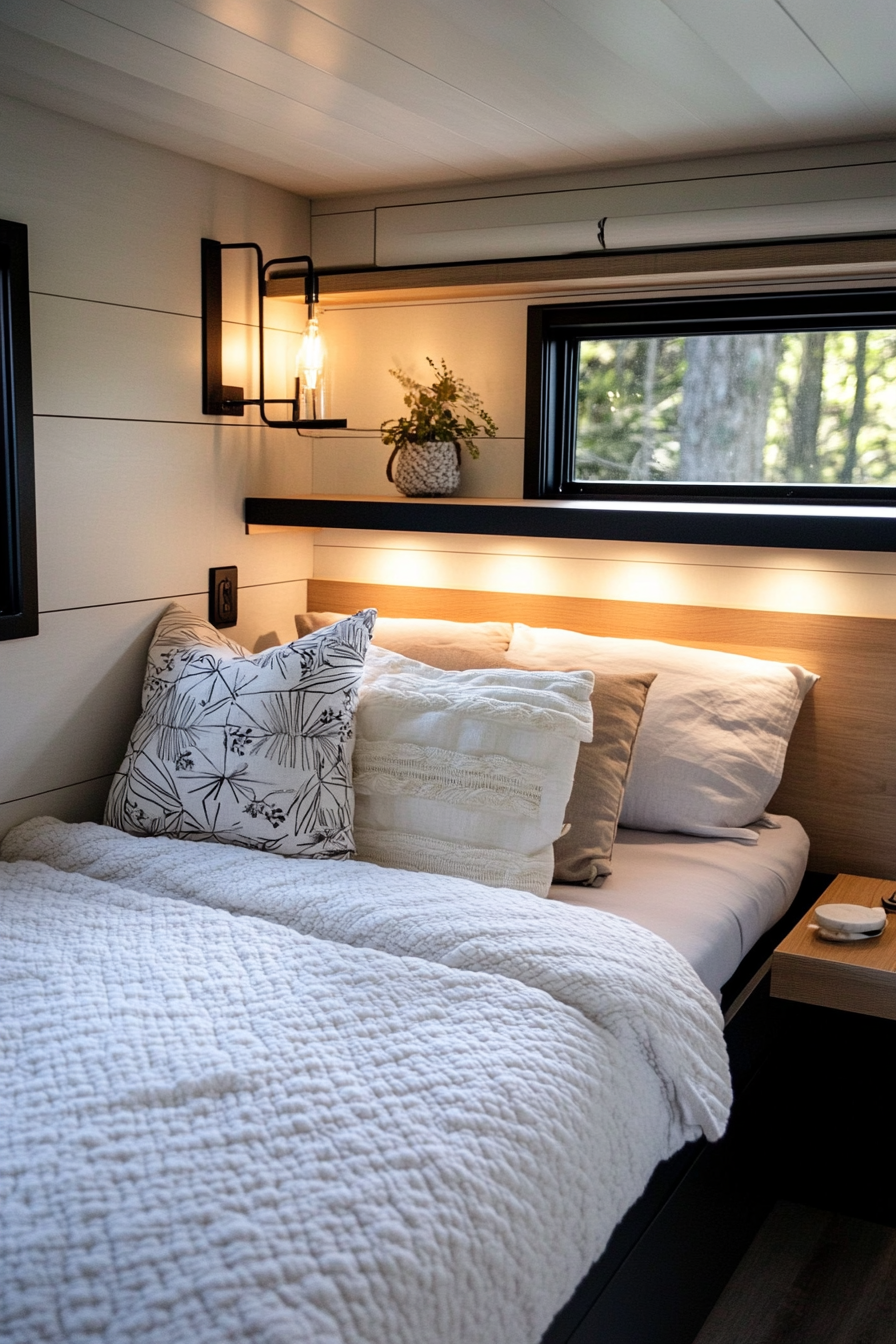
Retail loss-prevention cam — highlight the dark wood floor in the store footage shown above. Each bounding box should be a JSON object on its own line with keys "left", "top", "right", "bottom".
{"left": 693, "top": 1202, "right": 896, "bottom": 1343}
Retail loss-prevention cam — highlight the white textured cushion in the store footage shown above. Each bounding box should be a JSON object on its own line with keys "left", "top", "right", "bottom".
{"left": 508, "top": 624, "right": 818, "bottom": 842}
{"left": 105, "top": 604, "right": 374, "bottom": 857}
{"left": 353, "top": 646, "right": 594, "bottom": 896}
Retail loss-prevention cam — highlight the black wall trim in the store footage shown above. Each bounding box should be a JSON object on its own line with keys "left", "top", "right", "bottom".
{"left": 0, "top": 218, "right": 37, "bottom": 641}
{"left": 245, "top": 495, "right": 896, "bottom": 551}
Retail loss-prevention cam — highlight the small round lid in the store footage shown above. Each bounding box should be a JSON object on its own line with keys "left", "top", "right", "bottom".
{"left": 814, "top": 903, "right": 887, "bottom": 934}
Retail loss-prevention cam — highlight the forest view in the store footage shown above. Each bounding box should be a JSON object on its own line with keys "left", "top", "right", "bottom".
{"left": 575, "top": 329, "right": 896, "bottom": 485}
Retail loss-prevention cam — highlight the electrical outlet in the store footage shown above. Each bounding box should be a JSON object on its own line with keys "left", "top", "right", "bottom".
{"left": 209, "top": 566, "right": 238, "bottom": 628}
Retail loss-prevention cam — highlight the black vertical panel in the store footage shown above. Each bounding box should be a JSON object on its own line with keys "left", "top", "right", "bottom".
{"left": 201, "top": 237, "right": 223, "bottom": 416}
{"left": 524, "top": 305, "right": 582, "bottom": 497}
{"left": 523, "top": 305, "right": 549, "bottom": 497}
{"left": 0, "top": 218, "right": 37, "bottom": 642}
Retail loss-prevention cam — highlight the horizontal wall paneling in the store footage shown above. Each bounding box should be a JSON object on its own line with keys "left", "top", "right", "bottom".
{"left": 0, "top": 97, "right": 316, "bottom": 832}
{"left": 0, "top": 776, "right": 114, "bottom": 836}
{"left": 0, "top": 93, "right": 309, "bottom": 314}
{"left": 35, "top": 419, "right": 312, "bottom": 610}
{"left": 311, "top": 530, "right": 896, "bottom": 620}
{"left": 0, "top": 580, "right": 308, "bottom": 814}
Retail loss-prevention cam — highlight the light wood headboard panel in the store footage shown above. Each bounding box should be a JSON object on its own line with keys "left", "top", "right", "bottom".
{"left": 309, "top": 579, "right": 896, "bottom": 879}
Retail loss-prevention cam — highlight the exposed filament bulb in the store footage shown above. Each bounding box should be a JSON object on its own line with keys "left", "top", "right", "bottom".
{"left": 295, "top": 306, "right": 326, "bottom": 420}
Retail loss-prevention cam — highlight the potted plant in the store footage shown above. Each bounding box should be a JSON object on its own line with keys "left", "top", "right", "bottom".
{"left": 380, "top": 357, "right": 498, "bottom": 496}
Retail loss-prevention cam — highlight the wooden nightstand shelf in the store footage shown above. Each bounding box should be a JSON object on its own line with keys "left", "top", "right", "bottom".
{"left": 771, "top": 873, "right": 896, "bottom": 1019}
{"left": 769, "top": 874, "right": 896, "bottom": 1224}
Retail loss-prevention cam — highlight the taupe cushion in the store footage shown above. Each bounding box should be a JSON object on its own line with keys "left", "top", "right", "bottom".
{"left": 296, "top": 612, "right": 512, "bottom": 670}
{"left": 549, "top": 673, "right": 655, "bottom": 886}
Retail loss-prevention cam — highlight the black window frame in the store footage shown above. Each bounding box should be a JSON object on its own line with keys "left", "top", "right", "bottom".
{"left": 1, "top": 218, "right": 37, "bottom": 641}
{"left": 524, "top": 286, "right": 896, "bottom": 504}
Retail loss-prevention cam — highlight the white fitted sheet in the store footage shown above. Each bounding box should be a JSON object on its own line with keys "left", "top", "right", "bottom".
{"left": 549, "top": 814, "right": 810, "bottom": 999}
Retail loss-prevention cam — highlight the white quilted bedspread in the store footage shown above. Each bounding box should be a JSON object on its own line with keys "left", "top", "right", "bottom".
{"left": 1, "top": 818, "right": 731, "bottom": 1344}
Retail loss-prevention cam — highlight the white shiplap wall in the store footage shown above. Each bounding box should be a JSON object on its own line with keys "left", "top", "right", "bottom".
{"left": 0, "top": 94, "right": 313, "bottom": 836}
{"left": 308, "top": 141, "right": 896, "bottom": 622}
{"left": 309, "top": 285, "right": 896, "bottom": 620}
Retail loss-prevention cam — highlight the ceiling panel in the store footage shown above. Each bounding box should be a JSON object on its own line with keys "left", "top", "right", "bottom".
{"left": 663, "top": 0, "right": 864, "bottom": 121}
{"left": 179, "top": 0, "right": 594, "bottom": 168}
{"left": 4, "top": 0, "right": 479, "bottom": 180}
{"left": 543, "top": 0, "right": 784, "bottom": 127}
{"left": 0, "top": 20, "right": 436, "bottom": 193}
{"left": 0, "top": 0, "right": 894, "bottom": 198}
{"left": 288, "top": 0, "right": 626, "bottom": 153}
{"left": 780, "top": 0, "right": 896, "bottom": 107}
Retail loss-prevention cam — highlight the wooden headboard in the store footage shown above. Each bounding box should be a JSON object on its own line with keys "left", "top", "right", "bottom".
{"left": 309, "top": 578, "right": 896, "bottom": 879}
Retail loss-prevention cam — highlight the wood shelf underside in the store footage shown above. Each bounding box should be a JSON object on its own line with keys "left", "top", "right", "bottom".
{"left": 267, "top": 236, "right": 896, "bottom": 305}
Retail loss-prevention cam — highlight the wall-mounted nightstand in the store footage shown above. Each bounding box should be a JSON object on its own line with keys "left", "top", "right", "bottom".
{"left": 771, "top": 873, "right": 896, "bottom": 1019}
{"left": 769, "top": 873, "right": 896, "bottom": 1225}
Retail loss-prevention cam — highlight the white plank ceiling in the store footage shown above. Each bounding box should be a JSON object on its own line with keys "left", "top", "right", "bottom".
{"left": 1, "top": 0, "right": 895, "bottom": 200}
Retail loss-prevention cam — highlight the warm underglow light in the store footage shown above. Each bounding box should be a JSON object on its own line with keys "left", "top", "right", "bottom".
{"left": 378, "top": 548, "right": 448, "bottom": 588}
{"left": 481, "top": 553, "right": 551, "bottom": 594}
{"left": 757, "top": 568, "right": 830, "bottom": 614}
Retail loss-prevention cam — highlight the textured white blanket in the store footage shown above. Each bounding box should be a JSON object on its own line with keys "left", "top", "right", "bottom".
{"left": 1, "top": 819, "right": 731, "bottom": 1344}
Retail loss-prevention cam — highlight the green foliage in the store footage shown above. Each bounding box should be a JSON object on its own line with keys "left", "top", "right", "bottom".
{"left": 576, "top": 338, "right": 684, "bottom": 481}
{"left": 766, "top": 331, "right": 896, "bottom": 484}
{"left": 380, "top": 357, "right": 498, "bottom": 460}
{"left": 574, "top": 331, "right": 896, "bottom": 485}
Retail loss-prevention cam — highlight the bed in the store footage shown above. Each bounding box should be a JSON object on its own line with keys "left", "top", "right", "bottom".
{"left": 2, "top": 579, "right": 893, "bottom": 1344}
{"left": 552, "top": 817, "right": 810, "bottom": 1001}
{"left": 1, "top": 817, "right": 729, "bottom": 1344}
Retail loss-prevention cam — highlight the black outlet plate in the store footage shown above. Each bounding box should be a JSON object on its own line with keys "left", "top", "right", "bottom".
{"left": 209, "top": 566, "right": 238, "bottom": 628}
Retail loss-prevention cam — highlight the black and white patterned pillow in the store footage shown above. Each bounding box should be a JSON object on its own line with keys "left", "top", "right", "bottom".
{"left": 105, "top": 604, "right": 376, "bottom": 857}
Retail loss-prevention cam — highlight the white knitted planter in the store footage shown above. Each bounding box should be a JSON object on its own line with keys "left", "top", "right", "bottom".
{"left": 387, "top": 441, "right": 461, "bottom": 497}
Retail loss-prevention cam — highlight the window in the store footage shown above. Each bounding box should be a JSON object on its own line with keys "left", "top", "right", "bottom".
{"left": 1, "top": 218, "right": 37, "bottom": 641}
{"left": 524, "top": 288, "right": 896, "bottom": 503}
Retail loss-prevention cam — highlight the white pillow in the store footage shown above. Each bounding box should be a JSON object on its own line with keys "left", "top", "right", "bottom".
{"left": 507, "top": 624, "right": 818, "bottom": 842}
{"left": 105, "top": 604, "right": 375, "bottom": 857}
{"left": 352, "top": 646, "right": 594, "bottom": 896}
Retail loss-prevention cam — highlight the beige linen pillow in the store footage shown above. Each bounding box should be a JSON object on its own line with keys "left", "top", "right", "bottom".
{"left": 296, "top": 611, "right": 512, "bottom": 670}
{"left": 508, "top": 624, "right": 818, "bottom": 842}
{"left": 549, "top": 672, "right": 656, "bottom": 886}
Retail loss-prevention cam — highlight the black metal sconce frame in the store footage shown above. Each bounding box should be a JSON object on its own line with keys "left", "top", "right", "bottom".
{"left": 201, "top": 238, "right": 346, "bottom": 428}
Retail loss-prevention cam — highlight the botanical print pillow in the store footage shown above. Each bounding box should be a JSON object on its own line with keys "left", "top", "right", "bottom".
{"left": 105, "top": 604, "right": 375, "bottom": 857}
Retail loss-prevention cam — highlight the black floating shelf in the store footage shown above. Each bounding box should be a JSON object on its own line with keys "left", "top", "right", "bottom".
{"left": 244, "top": 495, "right": 896, "bottom": 552}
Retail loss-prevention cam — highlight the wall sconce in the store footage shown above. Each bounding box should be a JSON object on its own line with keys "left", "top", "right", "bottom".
{"left": 201, "top": 238, "right": 346, "bottom": 428}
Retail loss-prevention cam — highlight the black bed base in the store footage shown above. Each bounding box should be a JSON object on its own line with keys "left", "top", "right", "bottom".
{"left": 540, "top": 871, "right": 831, "bottom": 1344}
